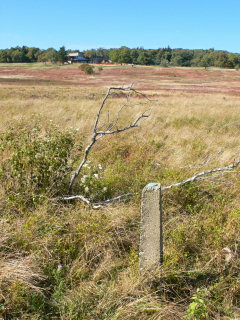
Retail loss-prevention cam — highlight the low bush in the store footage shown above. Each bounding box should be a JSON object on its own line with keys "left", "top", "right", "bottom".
{"left": 79, "top": 64, "right": 94, "bottom": 74}
{"left": 0, "top": 119, "right": 79, "bottom": 211}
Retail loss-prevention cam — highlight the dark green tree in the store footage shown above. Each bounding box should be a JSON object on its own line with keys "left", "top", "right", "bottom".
{"left": 26, "top": 47, "right": 41, "bottom": 62}
{"left": 170, "top": 50, "right": 194, "bottom": 67}
{"left": 109, "top": 49, "right": 120, "bottom": 63}
{"left": 214, "top": 52, "right": 233, "bottom": 68}
{"left": 199, "top": 55, "right": 212, "bottom": 69}
{"left": 11, "top": 49, "right": 25, "bottom": 62}
{"left": 58, "top": 46, "right": 67, "bottom": 64}
{"left": 0, "top": 50, "right": 9, "bottom": 63}
{"left": 130, "top": 49, "right": 139, "bottom": 64}
{"left": 37, "top": 48, "right": 58, "bottom": 64}
{"left": 137, "top": 51, "right": 149, "bottom": 65}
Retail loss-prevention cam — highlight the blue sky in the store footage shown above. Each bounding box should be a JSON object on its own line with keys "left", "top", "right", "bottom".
{"left": 0, "top": 0, "right": 239, "bottom": 52}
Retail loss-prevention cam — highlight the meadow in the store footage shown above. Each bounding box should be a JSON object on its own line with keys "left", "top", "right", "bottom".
{"left": 0, "top": 63, "right": 239, "bottom": 319}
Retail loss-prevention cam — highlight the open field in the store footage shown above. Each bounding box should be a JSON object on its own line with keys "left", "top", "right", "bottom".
{"left": 0, "top": 64, "right": 239, "bottom": 319}
{"left": 1, "top": 63, "right": 240, "bottom": 94}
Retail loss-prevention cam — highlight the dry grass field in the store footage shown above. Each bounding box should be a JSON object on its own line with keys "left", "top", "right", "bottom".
{"left": 0, "top": 63, "right": 239, "bottom": 319}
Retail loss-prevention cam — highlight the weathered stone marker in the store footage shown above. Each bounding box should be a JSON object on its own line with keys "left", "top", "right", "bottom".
{"left": 139, "top": 183, "right": 163, "bottom": 272}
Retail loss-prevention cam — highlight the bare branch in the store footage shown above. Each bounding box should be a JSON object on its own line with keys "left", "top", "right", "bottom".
{"left": 93, "top": 193, "right": 134, "bottom": 206}
{"left": 58, "top": 159, "right": 240, "bottom": 208}
{"left": 93, "top": 87, "right": 111, "bottom": 133}
{"left": 68, "top": 135, "right": 97, "bottom": 192}
{"left": 68, "top": 85, "right": 150, "bottom": 192}
{"left": 52, "top": 193, "right": 134, "bottom": 209}
{"left": 97, "top": 113, "right": 149, "bottom": 135}
{"left": 107, "top": 95, "right": 131, "bottom": 131}
{"left": 162, "top": 159, "right": 240, "bottom": 191}
{"left": 53, "top": 194, "right": 91, "bottom": 205}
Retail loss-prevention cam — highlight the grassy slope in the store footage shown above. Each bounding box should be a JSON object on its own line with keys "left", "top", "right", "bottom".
{"left": 0, "top": 65, "right": 239, "bottom": 319}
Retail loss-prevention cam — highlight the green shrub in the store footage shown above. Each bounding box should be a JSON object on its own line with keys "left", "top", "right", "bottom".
{"left": 84, "top": 65, "right": 94, "bottom": 74}
{"left": 79, "top": 64, "right": 94, "bottom": 74}
{"left": 0, "top": 119, "right": 79, "bottom": 210}
{"left": 79, "top": 64, "right": 87, "bottom": 71}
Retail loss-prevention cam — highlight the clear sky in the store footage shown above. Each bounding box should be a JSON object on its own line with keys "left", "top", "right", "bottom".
{"left": 0, "top": 0, "right": 240, "bottom": 53}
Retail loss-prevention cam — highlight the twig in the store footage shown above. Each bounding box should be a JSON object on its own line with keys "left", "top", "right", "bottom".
{"left": 93, "top": 193, "right": 134, "bottom": 205}
{"left": 180, "top": 150, "right": 223, "bottom": 169}
{"left": 68, "top": 85, "right": 150, "bottom": 192}
{"left": 97, "top": 113, "right": 149, "bottom": 135}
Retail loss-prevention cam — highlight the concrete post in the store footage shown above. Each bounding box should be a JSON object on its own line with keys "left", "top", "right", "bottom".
{"left": 139, "top": 183, "right": 163, "bottom": 272}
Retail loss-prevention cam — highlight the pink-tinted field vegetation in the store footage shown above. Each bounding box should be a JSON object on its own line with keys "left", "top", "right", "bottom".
{"left": 1, "top": 64, "right": 240, "bottom": 95}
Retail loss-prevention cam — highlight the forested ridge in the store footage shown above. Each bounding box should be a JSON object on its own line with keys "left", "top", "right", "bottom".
{"left": 1, "top": 45, "right": 240, "bottom": 68}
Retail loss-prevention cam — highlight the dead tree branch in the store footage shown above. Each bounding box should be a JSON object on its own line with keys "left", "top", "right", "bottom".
{"left": 162, "top": 159, "right": 240, "bottom": 191}
{"left": 53, "top": 193, "right": 134, "bottom": 209}
{"left": 92, "top": 193, "right": 134, "bottom": 206}
{"left": 53, "top": 159, "right": 239, "bottom": 208}
{"left": 54, "top": 194, "right": 91, "bottom": 205}
{"left": 68, "top": 85, "right": 150, "bottom": 193}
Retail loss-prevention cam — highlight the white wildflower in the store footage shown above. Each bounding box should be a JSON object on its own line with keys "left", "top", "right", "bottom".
{"left": 81, "top": 175, "right": 88, "bottom": 183}
{"left": 103, "top": 187, "right": 107, "bottom": 192}
{"left": 94, "top": 174, "right": 99, "bottom": 179}
{"left": 84, "top": 186, "right": 89, "bottom": 193}
{"left": 98, "top": 164, "right": 103, "bottom": 170}
{"left": 222, "top": 247, "right": 233, "bottom": 263}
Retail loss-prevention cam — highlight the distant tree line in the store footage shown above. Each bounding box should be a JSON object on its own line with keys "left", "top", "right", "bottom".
{"left": 1, "top": 45, "right": 240, "bottom": 68}
{"left": 0, "top": 46, "right": 68, "bottom": 64}
{"left": 107, "top": 47, "right": 240, "bottom": 68}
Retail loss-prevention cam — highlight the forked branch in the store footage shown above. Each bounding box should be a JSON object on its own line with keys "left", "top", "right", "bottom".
{"left": 68, "top": 85, "right": 150, "bottom": 193}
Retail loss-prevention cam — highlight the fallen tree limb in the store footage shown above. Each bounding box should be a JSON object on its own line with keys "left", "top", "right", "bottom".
{"left": 53, "top": 192, "right": 134, "bottom": 209}
{"left": 53, "top": 194, "right": 91, "bottom": 205}
{"left": 162, "top": 159, "right": 240, "bottom": 191}
{"left": 93, "top": 193, "right": 134, "bottom": 205}
{"left": 53, "top": 160, "right": 239, "bottom": 208}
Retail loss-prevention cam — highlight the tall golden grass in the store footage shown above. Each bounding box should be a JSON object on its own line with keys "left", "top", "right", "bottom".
{"left": 0, "top": 65, "right": 239, "bottom": 319}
